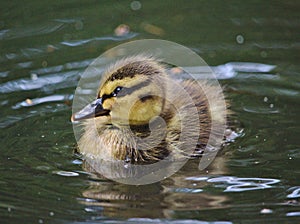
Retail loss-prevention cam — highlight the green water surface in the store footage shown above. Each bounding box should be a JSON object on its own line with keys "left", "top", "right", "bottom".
{"left": 0, "top": 1, "right": 299, "bottom": 223}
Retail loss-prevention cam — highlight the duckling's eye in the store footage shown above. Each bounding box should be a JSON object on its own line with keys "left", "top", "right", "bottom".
{"left": 100, "top": 86, "right": 123, "bottom": 103}
{"left": 112, "top": 86, "right": 123, "bottom": 97}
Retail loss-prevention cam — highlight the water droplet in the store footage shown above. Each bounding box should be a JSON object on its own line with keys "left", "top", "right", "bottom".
{"left": 114, "top": 24, "right": 130, "bottom": 36}
{"left": 84, "top": 208, "right": 95, "bottom": 212}
{"left": 46, "top": 45, "right": 56, "bottom": 53}
{"left": 72, "top": 159, "right": 82, "bottom": 165}
{"left": 130, "top": 1, "right": 141, "bottom": 10}
{"left": 260, "top": 51, "right": 268, "bottom": 58}
{"left": 75, "top": 20, "right": 84, "bottom": 30}
{"left": 260, "top": 208, "right": 273, "bottom": 214}
{"left": 31, "top": 73, "right": 38, "bottom": 80}
{"left": 236, "top": 34, "right": 244, "bottom": 44}
{"left": 125, "top": 155, "right": 131, "bottom": 163}
{"left": 42, "top": 60, "right": 48, "bottom": 68}
{"left": 25, "top": 98, "right": 33, "bottom": 106}
{"left": 54, "top": 171, "right": 79, "bottom": 177}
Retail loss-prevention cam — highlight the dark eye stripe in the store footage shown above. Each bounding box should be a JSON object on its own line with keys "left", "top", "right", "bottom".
{"left": 100, "top": 80, "right": 151, "bottom": 103}
{"left": 117, "top": 80, "right": 150, "bottom": 97}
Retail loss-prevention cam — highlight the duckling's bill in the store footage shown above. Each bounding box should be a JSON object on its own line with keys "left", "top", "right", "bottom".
{"left": 71, "top": 98, "right": 110, "bottom": 122}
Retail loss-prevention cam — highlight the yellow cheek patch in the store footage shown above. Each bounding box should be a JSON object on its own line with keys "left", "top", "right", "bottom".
{"left": 128, "top": 96, "right": 163, "bottom": 124}
{"left": 102, "top": 98, "right": 115, "bottom": 110}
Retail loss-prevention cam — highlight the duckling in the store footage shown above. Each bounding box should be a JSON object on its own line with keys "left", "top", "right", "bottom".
{"left": 71, "top": 55, "right": 227, "bottom": 164}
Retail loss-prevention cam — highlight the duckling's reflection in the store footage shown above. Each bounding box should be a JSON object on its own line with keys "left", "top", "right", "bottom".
{"left": 80, "top": 155, "right": 229, "bottom": 219}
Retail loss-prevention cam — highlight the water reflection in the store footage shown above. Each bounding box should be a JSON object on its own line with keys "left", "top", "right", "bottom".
{"left": 78, "top": 158, "right": 230, "bottom": 219}
{"left": 79, "top": 176, "right": 230, "bottom": 220}
{"left": 80, "top": 180, "right": 164, "bottom": 218}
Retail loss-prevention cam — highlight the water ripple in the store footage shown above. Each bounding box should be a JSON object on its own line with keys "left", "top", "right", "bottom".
{"left": 207, "top": 176, "right": 280, "bottom": 192}
{"left": 12, "top": 94, "right": 73, "bottom": 109}
{"left": 287, "top": 186, "right": 300, "bottom": 198}
{"left": 61, "top": 33, "right": 138, "bottom": 47}
{"left": 243, "top": 106, "right": 280, "bottom": 114}
{"left": 16, "top": 47, "right": 45, "bottom": 60}
{"left": 0, "top": 70, "right": 80, "bottom": 93}
{"left": 0, "top": 21, "right": 66, "bottom": 40}
{"left": 171, "top": 62, "right": 275, "bottom": 80}
{"left": 0, "top": 71, "right": 9, "bottom": 78}
{"left": 29, "top": 58, "right": 93, "bottom": 76}
{"left": 173, "top": 188, "right": 203, "bottom": 193}
{"left": 185, "top": 176, "right": 209, "bottom": 181}
{"left": 72, "top": 218, "right": 232, "bottom": 224}
{"left": 0, "top": 103, "right": 69, "bottom": 128}
{"left": 223, "top": 62, "right": 276, "bottom": 73}
{"left": 230, "top": 17, "right": 300, "bottom": 27}
{"left": 1, "top": 33, "right": 137, "bottom": 63}
{"left": 212, "top": 63, "right": 275, "bottom": 80}
{"left": 286, "top": 211, "right": 300, "bottom": 217}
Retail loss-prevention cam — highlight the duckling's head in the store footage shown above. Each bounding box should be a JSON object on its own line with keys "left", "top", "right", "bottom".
{"left": 72, "top": 56, "right": 168, "bottom": 128}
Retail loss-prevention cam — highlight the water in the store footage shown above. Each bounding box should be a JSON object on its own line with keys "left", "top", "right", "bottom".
{"left": 1, "top": 1, "right": 300, "bottom": 223}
